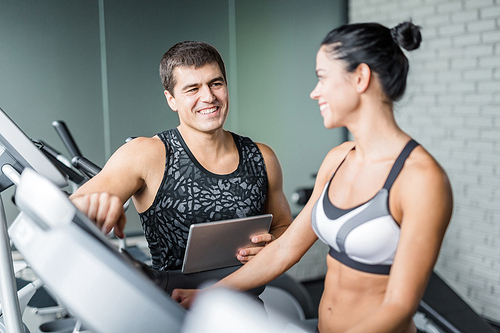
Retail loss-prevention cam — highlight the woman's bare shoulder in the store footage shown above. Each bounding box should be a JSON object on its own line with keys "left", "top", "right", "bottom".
{"left": 398, "top": 145, "right": 453, "bottom": 222}
{"left": 322, "top": 141, "right": 355, "bottom": 168}
{"left": 403, "top": 146, "right": 450, "bottom": 188}
{"left": 325, "top": 141, "right": 355, "bottom": 159}
{"left": 315, "top": 141, "right": 356, "bottom": 182}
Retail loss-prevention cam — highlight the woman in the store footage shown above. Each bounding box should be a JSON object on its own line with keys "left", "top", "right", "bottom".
{"left": 172, "top": 21, "right": 453, "bottom": 333}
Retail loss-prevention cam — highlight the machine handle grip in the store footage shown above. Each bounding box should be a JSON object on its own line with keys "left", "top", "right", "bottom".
{"left": 52, "top": 120, "right": 82, "bottom": 158}
{"left": 71, "top": 156, "right": 102, "bottom": 178}
{"left": 38, "top": 144, "right": 86, "bottom": 185}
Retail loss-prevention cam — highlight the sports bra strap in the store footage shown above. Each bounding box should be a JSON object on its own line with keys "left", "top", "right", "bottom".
{"left": 383, "top": 139, "right": 419, "bottom": 191}
{"left": 329, "top": 146, "right": 355, "bottom": 181}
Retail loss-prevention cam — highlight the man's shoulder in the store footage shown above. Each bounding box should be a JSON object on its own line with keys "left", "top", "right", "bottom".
{"left": 228, "top": 130, "right": 252, "bottom": 143}
{"left": 227, "top": 131, "right": 263, "bottom": 156}
{"left": 122, "top": 135, "right": 165, "bottom": 158}
{"left": 131, "top": 128, "right": 181, "bottom": 149}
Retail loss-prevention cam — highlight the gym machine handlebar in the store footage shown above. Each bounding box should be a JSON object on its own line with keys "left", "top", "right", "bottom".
{"left": 52, "top": 120, "right": 102, "bottom": 179}
{"left": 52, "top": 120, "right": 82, "bottom": 159}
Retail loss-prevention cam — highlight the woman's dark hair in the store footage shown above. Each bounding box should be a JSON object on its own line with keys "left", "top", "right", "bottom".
{"left": 321, "top": 21, "right": 422, "bottom": 102}
{"left": 159, "top": 41, "right": 227, "bottom": 95}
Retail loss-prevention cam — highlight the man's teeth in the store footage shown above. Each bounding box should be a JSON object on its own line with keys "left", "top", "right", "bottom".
{"left": 320, "top": 104, "right": 327, "bottom": 111}
{"left": 199, "top": 107, "right": 217, "bottom": 114}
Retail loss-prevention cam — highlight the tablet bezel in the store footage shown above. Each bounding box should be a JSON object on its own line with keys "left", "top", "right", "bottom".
{"left": 182, "top": 214, "right": 273, "bottom": 274}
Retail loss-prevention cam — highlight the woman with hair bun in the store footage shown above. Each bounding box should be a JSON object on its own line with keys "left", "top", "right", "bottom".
{"left": 173, "top": 21, "right": 453, "bottom": 333}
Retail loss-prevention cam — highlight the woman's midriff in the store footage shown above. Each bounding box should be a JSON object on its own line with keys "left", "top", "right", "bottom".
{"left": 317, "top": 256, "right": 415, "bottom": 333}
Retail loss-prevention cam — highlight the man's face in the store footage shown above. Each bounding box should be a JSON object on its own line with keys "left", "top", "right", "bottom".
{"left": 165, "top": 63, "right": 229, "bottom": 134}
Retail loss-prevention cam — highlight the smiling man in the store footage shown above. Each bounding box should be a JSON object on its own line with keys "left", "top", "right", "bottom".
{"left": 70, "top": 41, "right": 292, "bottom": 272}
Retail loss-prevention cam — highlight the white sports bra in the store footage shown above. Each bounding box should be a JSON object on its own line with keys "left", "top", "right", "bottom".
{"left": 311, "top": 140, "right": 419, "bottom": 275}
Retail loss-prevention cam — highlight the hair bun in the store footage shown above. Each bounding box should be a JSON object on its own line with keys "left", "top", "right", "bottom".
{"left": 390, "top": 21, "right": 422, "bottom": 51}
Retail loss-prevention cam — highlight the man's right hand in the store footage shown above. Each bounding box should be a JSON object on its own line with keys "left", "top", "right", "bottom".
{"left": 70, "top": 192, "right": 127, "bottom": 238}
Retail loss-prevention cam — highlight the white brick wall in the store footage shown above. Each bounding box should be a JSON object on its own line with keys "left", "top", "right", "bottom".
{"left": 350, "top": 0, "right": 500, "bottom": 322}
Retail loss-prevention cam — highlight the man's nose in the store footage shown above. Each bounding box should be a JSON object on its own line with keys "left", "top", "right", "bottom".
{"left": 200, "top": 85, "right": 216, "bottom": 102}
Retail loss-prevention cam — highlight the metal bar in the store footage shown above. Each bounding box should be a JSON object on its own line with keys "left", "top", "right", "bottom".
{"left": 0, "top": 193, "right": 24, "bottom": 333}
{"left": 419, "top": 300, "right": 462, "bottom": 333}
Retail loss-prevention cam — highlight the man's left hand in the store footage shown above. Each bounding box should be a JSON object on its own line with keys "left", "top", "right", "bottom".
{"left": 237, "top": 232, "right": 275, "bottom": 263}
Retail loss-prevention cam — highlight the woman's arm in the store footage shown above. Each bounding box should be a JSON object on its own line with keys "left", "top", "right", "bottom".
{"left": 171, "top": 199, "right": 319, "bottom": 308}
{"left": 172, "top": 143, "right": 355, "bottom": 308}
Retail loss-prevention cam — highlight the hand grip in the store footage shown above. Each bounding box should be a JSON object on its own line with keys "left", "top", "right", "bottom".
{"left": 71, "top": 156, "right": 102, "bottom": 178}
{"left": 52, "top": 120, "right": 82, "bottom": 158}
{"left": 38, "top": 143, "right": 86, "bottom": 185}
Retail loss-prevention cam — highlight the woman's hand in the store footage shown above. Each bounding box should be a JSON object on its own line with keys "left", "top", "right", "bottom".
{"left": 171, "top": 288, "right": 200, "bottom": 309}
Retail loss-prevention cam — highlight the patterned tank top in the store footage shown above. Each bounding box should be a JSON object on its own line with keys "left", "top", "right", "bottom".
{"left": 139, "top": 128, "right": 268, "bottom": 271}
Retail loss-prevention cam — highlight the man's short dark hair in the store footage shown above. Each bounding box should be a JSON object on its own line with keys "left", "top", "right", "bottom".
{"left": 159, "top": 41, "right": 227, "bottom": 95}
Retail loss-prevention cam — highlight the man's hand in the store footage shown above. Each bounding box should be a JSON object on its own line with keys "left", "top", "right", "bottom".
{"left": 237, "top": 232, "right": 275, "bottom": 263}
{"left": 70, "top": 192, "right": 127, "bottom": 238}
{"left": 171, "top": 288, "right": 200, "bottom": 309}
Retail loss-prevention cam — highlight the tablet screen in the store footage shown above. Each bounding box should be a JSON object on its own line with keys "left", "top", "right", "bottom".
{"left": 182, "top": 214, "right": 273, "bottom": 274}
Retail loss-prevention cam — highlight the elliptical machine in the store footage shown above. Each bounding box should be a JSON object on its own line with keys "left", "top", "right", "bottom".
{"left": 49, "top": 120, "right": 317, "bottom": 325}
{"left": 0, "top": 110, "right": 314, "bottom": 333}
{"left": 0, "top": 108, "right": 188, "bottom": 333}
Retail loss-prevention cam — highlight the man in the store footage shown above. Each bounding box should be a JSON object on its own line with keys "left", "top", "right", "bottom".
{"left": 70, "top": 41, "right": 292, "bottom": 271}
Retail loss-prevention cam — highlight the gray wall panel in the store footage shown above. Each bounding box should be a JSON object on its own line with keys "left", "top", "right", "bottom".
{"left": 103, "top": 0, "right": 230, "bottom": 151}
{"left": 235, "top": 0, "right": 347, "bottom": 215}
{"left": 0, "top": 0, "right": 346, "bottom": 232}
{"left": 0, "top": 0, "right": 103, "bottom": 223}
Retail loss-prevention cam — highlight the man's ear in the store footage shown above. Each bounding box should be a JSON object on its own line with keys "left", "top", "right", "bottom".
{"left": 354, "top": 63, "right": 371, "bottom": 94}
{"left": 164, "top": 90, "right": 178, "bottom": 111}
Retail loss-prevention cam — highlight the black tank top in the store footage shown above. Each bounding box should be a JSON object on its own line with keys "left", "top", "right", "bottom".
{"left": 139, "top": 128, "right": 268, "bottom": 271}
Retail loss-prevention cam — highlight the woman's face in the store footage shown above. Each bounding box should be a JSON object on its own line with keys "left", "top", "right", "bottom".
{"left": 310, "top": 46, "right": 360, "bottom": 129}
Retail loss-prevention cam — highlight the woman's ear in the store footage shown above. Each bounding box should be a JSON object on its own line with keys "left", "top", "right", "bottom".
{"left": 164, "top": 90, "right": 178, "bottom": 111}
{"left": 355, "top": 63, "right": 371, "bottom": 94}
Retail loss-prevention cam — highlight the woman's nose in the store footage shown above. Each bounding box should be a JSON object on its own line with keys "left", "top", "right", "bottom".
{"left": 310, "top": 82, "right": 320, "bottom": 100}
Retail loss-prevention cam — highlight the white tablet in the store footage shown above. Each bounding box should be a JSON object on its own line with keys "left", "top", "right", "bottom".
{"left": 182, "top": 214, "right": 273, "bottom": 274}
